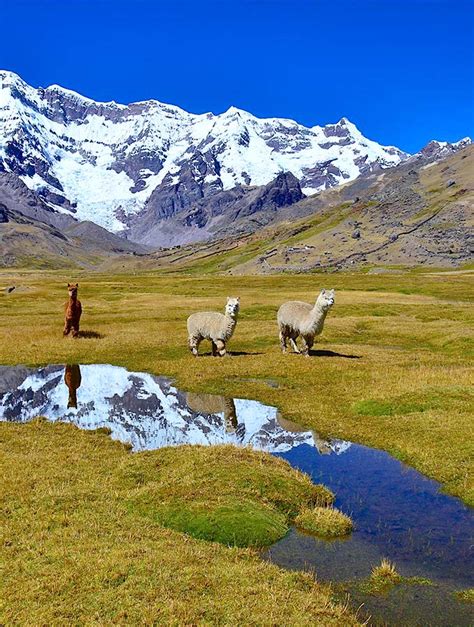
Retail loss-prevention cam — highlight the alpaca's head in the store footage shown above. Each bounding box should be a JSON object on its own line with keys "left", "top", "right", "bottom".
{"left": 225, "top": 296, "right": 240, "bottom": 317}
{"left": 67, "top": 283, "right": 79, "bottom": 298}
{"left": 316, "top": 289, "right": 335, "bottom": 311}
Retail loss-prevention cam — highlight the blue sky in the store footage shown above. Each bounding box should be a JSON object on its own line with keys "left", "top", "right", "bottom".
{"left": 1, "top": 0, "right": 473, "bottom": 152}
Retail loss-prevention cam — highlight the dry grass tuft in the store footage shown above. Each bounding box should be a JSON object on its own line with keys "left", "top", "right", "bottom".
{"left": 367, "top": 559, "right": 402, "bottom": 594}
{"left": 371, "top": 558, "right": 400, "bottom": 582}
{"left": 295, "top": 506, "right": 353, "bottom": 538}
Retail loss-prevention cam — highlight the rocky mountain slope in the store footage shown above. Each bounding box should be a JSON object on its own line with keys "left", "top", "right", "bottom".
{"left": 0, "top": 171, "right": 146, "bottom": 268}
{"left": 1, "top": 70, "right": 408, "bottom": 241}
{"left": 120, "top": 144, "right": 473, "bottom": 273}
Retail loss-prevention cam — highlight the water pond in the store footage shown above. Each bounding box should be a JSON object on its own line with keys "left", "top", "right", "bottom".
{"left": 1, "top": 364, "right": 472, "bottom": 626}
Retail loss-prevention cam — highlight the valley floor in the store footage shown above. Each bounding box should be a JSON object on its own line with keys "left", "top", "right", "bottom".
{"left": 1, "top": 269, "right": 473, "bottom": 623}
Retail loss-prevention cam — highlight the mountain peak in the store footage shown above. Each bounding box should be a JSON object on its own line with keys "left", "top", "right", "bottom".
{"left": 43, "top": 82, "right": 96, "bottom": 104}
{"left": 0, "top": 70, "right": 410, "bottom": 236}
{"left": 417, "top": 137, "right": 472, "bottom": 160}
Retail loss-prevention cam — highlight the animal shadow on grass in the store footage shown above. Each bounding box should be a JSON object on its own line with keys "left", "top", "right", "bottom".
{"left": 309, "top": 349, "right": 361, "bottom": 359}
{"left": 197, "top": 350, "right": 264, "bottom": 357}
{"left": 77, "top": 330, "right": 104, "bottom": 339}
{"left": 230, "top": 350, "right": 265, "bottom": 356}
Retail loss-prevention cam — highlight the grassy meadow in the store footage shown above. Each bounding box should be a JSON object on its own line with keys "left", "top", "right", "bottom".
{"left": 1, "top": 268, "right": 473, "bottom": 623}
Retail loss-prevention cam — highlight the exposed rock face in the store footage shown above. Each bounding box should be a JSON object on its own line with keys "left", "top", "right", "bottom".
{"left": 244, "top": 172, "right": 304, "bottom": 216}
{"left": 410, "top": 138, "right": 472, "bottom": 163}
{"left": 0, "top": 172, "right": 76, "bottom": 230}
{"left": 126, "top": 171, "right": 305, "bottom": 247}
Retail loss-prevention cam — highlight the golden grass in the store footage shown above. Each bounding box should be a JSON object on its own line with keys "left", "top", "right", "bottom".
{"left": 0, "top": 419, "right": 357, "bottom": 625}
{"left": 295, "top": 507, "right": 353, "bottom": 538}
{"left": 0, "top": 270, "right": 472, "bottom": 504}
{"left": 0, "top": 268, "right": 473, "bottom": 621}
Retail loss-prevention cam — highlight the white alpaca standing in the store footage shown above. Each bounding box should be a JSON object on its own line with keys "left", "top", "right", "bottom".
{"left": 187, "top": 297, "right": 240, "bottom": 357}
{"left": 277, "top": 289, "right": 335, "bottom": 356}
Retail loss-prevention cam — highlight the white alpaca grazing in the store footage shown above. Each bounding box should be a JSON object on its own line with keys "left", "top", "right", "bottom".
{"left": 277, "top": 289, "right": 335, "bottom": 356}
{"left": 187, "top": 297, "right": 240, "bottom": 357}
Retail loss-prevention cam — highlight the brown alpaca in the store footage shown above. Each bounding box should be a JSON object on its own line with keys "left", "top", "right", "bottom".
{"left": 64, "top": 283, "right": 82, "bottom": 337}
{"left": 64, "top": 364, "right": 82, "bottom": 409}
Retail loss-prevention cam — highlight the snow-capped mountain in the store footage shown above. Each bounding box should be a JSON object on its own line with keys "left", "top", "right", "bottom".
{"left": 0, "top": 70, "right": 408, "bottom": 234}
{"left": 0, "top": 364, "right": 350, "bottom": 455}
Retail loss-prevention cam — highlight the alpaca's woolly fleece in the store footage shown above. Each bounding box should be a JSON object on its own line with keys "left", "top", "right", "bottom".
{"left": 187, "top": 297, "right": 240, "bottom": 356}
{"left": 278, "top": 289, "right": 335, "bottom": 355}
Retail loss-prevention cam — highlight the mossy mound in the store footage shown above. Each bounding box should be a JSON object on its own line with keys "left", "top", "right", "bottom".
{"left": 123, "top": 444, "right": 334, "bottom": 547}
{"left": 295, "top": 506, "right": 353, "bottom": 538}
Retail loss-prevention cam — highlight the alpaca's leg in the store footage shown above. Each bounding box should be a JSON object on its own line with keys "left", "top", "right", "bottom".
{"left": 302, "top": 335, "right": 314, "bottom": 357}
{"left": 301, "top": 337, "right": 310, "bottom": 357}
{"left": 279, "top": 329, "right": 288, "bottom": 353}
{"left": 215, "top": 339, "right": 226, "bottom": 357}
{"left": 212, "top": 341, "right": 218, "bottom": 357}
{"left": 290, "top": 336, "right": 300, "bottom": 353}
{"left": 63, "top": 321, "right": 71, "bottom": 336}
{"left": 189, "top": 335, "right": 200, "bottom": 357}
{"left": 72, "top": 324, "right": 79, "bottom": 338}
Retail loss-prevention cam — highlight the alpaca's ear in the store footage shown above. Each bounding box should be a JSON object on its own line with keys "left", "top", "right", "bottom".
{"left": 67, "top": 283, "right": 71, "bottom": 287}
{"left": 75, "top": 283, "right": 79, "bottom": 287}
{"left": 236, "top": 296, "right": 240, "bottom": 301}
{"left": 227, "top": 297, "right": 231, "bottom": 302}
{"left": 321, "top": 288, "right": 326, "bottom": 294}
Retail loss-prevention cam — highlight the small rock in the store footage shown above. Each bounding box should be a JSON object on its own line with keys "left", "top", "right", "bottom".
{"left": 446, "top": 179, "right": 456, "bottom": 187}
{"left": 351, "top": 229, "right": 361, "bottom": 239}
{"left": 6, "top": 286, "right": 15, "bottom": 293}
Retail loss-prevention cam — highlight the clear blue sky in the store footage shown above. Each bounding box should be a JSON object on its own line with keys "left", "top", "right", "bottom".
{"left": 1, "top": 0, "right": 473, "bottom": 152}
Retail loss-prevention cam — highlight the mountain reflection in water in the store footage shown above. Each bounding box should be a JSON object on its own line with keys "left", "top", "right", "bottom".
{"left": 0, "top": 364, "right": 349, "bottom": 455}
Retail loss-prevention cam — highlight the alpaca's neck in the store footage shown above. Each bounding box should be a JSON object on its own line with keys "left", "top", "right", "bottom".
{"left": 225, "top": 314, "right": 237, "bottom": 328}
{"left": 309, "top": 303, "right": 328, "bottom": 328}
{"left": 69, "top": 295, "right": 77, "bottom": 303}
{"left": 221, "top": 313, "right": 238, "bottom": 338}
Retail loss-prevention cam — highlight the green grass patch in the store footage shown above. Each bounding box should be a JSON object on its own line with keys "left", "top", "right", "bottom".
{"left": 352, "top": 395, "right": 442, "bottom": 417}
{"left": 131, "top": 498, "right": 288, "bottom": 547}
